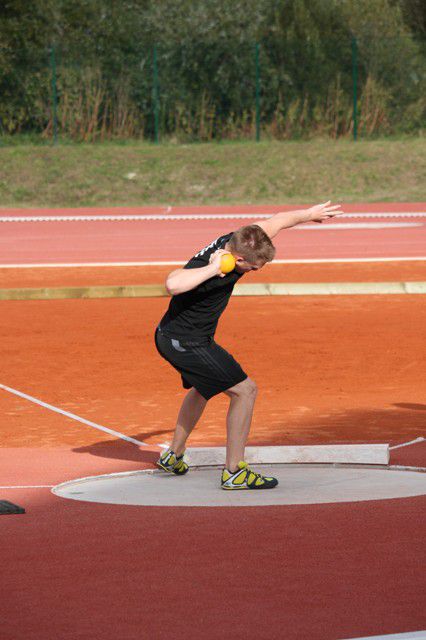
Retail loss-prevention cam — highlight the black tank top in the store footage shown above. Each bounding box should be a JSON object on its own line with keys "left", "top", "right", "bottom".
{"left": 159, "top": 232, "right": 244, "bottom": 338}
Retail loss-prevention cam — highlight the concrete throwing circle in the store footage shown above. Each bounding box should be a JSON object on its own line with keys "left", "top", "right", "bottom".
{"left": 52, "top": 464, "right": 426, "bottom": 507}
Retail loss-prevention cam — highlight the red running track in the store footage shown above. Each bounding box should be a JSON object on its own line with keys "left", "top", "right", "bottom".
{"left": 0, "top": 203, "right": 425, "bottom": 264}
{"left": 1, "top": 444, "right": 425, "bottom": 640}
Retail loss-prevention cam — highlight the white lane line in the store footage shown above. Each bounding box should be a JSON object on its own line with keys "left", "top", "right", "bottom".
{"left": 295, "top": 222, "right": 421, "bottom": 229}
{"left": 1, "top": 257, "right": 426, "bottom": 269}
{"left": 0, "top": 485, "right": 53, "bottom": 489}
{"left": 0, "top": 212, "right": 425, "bottom": 222}
{"left": 389, "top": 437, "right": 425, "bottom": 450}
{"left": 0, "top": 383, "right": 147, "bottom": 447}
{"left": 0, "top": 213, "right": 268, "bottom": 222}
{"left": 340, "top": 631, "right": 426, "bottom": 639}
{"left": 341, "top": 212, "right": 426, "bottom": 218}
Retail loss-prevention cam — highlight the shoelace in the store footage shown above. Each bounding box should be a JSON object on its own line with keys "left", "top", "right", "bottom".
{"left": 245, "top": 465, "right": 265, "bottom": 484}
{"left": 162, "top": 451, "right": 183, "bottom": 465}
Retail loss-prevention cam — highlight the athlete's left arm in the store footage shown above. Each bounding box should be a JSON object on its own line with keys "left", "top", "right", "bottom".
{"left": 255, "top": 201, "right": 343, "bottom": 240}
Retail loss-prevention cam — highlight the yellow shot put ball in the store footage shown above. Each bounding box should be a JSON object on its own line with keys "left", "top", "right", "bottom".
{"left": 220, "top": 253, "right": 236, "bottom": 274}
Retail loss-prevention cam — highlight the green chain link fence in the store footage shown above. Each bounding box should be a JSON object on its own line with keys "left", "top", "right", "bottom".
{"left": 1, "top": 36, "right": 424, "bottom": 143}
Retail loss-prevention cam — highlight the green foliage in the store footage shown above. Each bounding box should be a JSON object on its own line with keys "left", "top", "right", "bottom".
{"left": 1, "top": 139, "right": 425, "bottom": 206}
{"left": 0, "top": 0, "right": 424, "bottom": 141}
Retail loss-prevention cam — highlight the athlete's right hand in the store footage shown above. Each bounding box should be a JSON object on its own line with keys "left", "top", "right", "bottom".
{"left": 209, "top": 249, "right": 229, "bottom": 277}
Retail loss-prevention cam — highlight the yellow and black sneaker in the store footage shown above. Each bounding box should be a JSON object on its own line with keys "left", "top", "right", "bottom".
{"left": 221, "top": 461, "right": 278, "bottom": 490}
{"left": 156, "top": 449, "right": 189, "bottom": 475}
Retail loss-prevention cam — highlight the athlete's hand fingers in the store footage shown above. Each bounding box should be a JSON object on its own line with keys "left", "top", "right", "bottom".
{"left": 209, "top": 249, "right": 228, "bottom": 263}
{"left": 313, "top": 202, "right": 342, "bottom": 212}
{"left": 209, "top": 249, "right": 229, "bottom": 276}
{"left": 309, "top": 201, "right": 344, "bottom": 223}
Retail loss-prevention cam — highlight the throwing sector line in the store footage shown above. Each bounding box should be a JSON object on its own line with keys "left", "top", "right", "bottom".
{"left": 0, "top": 383, "right": 147, "bottom": 447}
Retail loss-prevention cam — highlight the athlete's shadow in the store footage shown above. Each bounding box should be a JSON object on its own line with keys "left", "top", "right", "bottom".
{"left": 393, "top": 402, "right": 426, "bottom": 411}
{"left": 72, "top": 428, "right": 172, "bottom": 464}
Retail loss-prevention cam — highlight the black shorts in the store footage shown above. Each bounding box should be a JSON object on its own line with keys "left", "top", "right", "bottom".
{"left": 154, "top": 327, "right": 248, "bottom": 400}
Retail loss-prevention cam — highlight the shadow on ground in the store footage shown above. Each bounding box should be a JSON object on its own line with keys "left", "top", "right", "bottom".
{"left": 72, "top": 428, "right": 173, "bottom": 465}
{"left": 393, "top": 403, "right": 426, "bottom": 411}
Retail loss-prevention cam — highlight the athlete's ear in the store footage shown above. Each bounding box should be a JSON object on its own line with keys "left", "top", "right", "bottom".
{"left": 235, "top": 255, "right": 245, "bottom": 264}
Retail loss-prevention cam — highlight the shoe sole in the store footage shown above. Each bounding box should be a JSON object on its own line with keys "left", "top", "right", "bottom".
{"left": 221, "top": 483, "right": 278, "bottom": 490}
{"left": 156, "top": 461, "right": 189, "bottom": 475}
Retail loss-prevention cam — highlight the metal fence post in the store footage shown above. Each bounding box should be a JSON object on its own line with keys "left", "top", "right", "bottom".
{"left": 255, "top": 43, "right": 260, "bottom": 142}
{"left": 153, "top": 44, "right": 159, "bottom": 143}
{"left": 351, "top": 36, "right": 358, "bottom": 141}
{"left": 50, "top": 45, "right": 58, "bottom": 145}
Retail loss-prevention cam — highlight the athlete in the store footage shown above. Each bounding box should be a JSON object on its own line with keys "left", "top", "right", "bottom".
{"left": 154, "top": 201, "right": 343, "bottom": 490}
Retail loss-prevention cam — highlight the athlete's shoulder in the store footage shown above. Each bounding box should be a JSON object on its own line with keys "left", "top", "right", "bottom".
{"left": 194, "top": 232, "right": 233, "bottom": 258}
{"left": 184, "top": 232, "right": 234, "bottom": 269}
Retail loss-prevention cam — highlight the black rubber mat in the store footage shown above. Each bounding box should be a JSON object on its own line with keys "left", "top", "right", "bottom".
{"left": 0, "top": 500, "right": 25, "bottom": 515}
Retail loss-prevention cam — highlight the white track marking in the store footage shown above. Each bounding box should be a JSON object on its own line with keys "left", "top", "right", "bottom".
{"left": 295, "top": 223, "right": 421, "bottom": 229}
{"left": 389, "top": 437, "right": 425, "bottom": 450}
{"left": 340, "top": 631, "right": 426, "bottom": 639}
{"left": 0, "top": 213, "right": 266, "bottom": 222}
{"left": 0, "top": 211, "right": 425, "bottom": 222}
{"left": 0, "top": 485, "right": 53, "bottom": 489}
{"left": 1, "top": 257, "right": 426, "bottom": 268}
{"left": 0, "top": 383, "right": 147, "bottom": 447}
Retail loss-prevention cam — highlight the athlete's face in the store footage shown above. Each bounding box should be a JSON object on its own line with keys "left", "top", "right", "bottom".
{"left": 234, "top": 257, "right": 266, "bottom": 273}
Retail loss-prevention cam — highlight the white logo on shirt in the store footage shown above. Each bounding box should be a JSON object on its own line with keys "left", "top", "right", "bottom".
{"left": 194, "top": 236, "right": 222, "bottom": 258}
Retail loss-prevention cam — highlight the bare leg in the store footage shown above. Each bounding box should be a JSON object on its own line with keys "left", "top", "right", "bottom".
{"left": 170, "top": 387, "right": 207, "bottom": 456}
{"left": 224, "top": 378, "right": 258, "bottom": 472}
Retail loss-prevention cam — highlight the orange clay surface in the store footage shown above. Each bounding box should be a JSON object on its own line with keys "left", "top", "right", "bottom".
{"left": 1, "top": 260, "right": 426, "bottom": 288}
{"left": 1, "top": 294, "right": 425, "bottom": 449}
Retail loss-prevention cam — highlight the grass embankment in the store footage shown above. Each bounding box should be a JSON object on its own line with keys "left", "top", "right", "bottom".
{"left": 0, "top": 138, "right": 425, "bottom": 207}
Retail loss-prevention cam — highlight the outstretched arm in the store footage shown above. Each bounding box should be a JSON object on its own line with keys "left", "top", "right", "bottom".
{"left": 255, "top": 201, "right": 343, "bottom": 239}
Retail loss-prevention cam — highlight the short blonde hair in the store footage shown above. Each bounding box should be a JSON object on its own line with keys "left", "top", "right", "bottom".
{"left": 228, "top": 225, "right": 276, "bottom": 264}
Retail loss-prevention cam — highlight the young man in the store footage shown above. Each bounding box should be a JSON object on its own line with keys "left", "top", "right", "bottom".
{"left": 154, "top": 201, "right": 342, "bottom": 490}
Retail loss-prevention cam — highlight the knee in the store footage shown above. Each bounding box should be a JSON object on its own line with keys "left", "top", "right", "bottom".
{"left": 226, "top": 377, "right": 258, "bottom": 399}
{"left": 246, "top": 378, "right": 258, "bottom": 398}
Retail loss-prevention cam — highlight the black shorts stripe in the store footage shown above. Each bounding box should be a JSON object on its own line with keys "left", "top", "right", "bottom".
{"left": 154, "top": 328, "right": 247, "bottom": 400}
{"left": 192, "top": 346, "right": 235, "bottom": 381}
